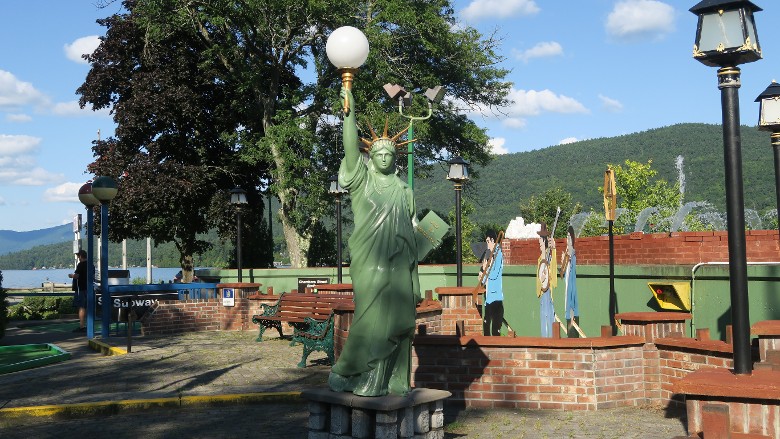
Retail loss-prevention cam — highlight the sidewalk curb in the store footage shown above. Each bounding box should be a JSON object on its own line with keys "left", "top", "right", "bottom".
{"left": 88, "top": 338, "right": 127, "bottom": 356}
{"left": 0, "top": 391, "right": 303, "bottom": 419}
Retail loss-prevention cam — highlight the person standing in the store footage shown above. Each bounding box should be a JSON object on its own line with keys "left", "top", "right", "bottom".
{"left": 68, "top": 249, "right": 89, "bottom": 332}
{"left": 481, "top": 230, "right": 504, "bottom": 336}
{"left": 536, "top": 223, "right": 557, "bottom": 337}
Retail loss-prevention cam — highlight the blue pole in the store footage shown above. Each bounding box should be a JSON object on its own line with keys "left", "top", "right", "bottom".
{"left": 100, "top": 203, "right": 111, "bottom": 338}
{"left": 86, "top": 208, "right": 95, "bottom": 339}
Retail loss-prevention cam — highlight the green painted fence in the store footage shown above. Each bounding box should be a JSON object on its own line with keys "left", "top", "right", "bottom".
{"left": 202, "top": 262, "right": 780, "bottom": 341}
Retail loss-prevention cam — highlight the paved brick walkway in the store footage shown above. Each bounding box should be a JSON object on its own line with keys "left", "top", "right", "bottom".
{"left": 0, "top": 320, "right": 688, "bottom": 438}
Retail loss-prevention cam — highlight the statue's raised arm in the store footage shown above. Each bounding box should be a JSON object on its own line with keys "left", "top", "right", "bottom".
{"left": 340, "top": 87, "right": 359, "bottom": 176}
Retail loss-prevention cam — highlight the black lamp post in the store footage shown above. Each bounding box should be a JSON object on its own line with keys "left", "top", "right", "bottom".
{"left": 755, "top": 80, "right": 780, "bottom": 233}
{"left": 447, "top": 156, "right": 469, "bottom": 287}
{"left": 230, "top": 187, "right": 248, "bottom": 283}
{"left": 78, "top": 181, "right": 100, "bottom": 339}
{"left": 91, "top": 176, "right": 118, "bottom": 339}
{"left": 604, "top": 169, "right": 618, "bottom": 335}
{"left": 384, "top": 83, "right": 446, "bottom": 189}
{"left": 691, "top": 0, "right": 763, "bottom": 375}
{"left": 329, "top": 176, "right": 348, "bottom": 283}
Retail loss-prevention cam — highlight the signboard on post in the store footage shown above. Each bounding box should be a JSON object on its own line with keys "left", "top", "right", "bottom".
{"left": 297, "top": 277, "right": 329, "bottom": 294}
{"left": 222, "top": 288, "right": 235, "bottom": 307}
{"left": 603, "top": 168, "right": 617, "bottom": 221}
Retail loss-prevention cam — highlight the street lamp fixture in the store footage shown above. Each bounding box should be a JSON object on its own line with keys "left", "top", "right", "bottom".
{"left": 447, "top": 156, "right": 469, "bottom": 287}
{"left": 326, "top": 26, "right": 369, "bottom": 114}
{"left": 78, "top": 181, "right": 100, "bottom": 339}
{"left": 91, "top": 175, "right": 118, "bottom": 339}
{"left": 384, "top": 82, "right": 446, "bottom": 189}
{"left": 755, "top": 80, "right": 780, "bottom": 233}
{"left": 690, "top": 0, "right": 763, "bottom": 375}
{"left": 328, "top": 176, "right": 348, "bottom": 283}
{"left": 691, "top": 0, "right": 762, "bottom": 68}
{"left": 230, "top": 187, "right": 247, "bottom": 282}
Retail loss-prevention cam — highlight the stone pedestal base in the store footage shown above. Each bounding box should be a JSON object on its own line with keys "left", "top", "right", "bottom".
{"left": 301, "top": 387, "right": 451, "bottom": 439}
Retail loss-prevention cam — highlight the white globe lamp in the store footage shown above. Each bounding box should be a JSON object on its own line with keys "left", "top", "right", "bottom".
{"left": 326, "top": 26, "right": 369, "bottom": 112}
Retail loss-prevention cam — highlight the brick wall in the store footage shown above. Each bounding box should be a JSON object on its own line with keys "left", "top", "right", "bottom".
{"left": 435, "top": 287, "right": 483, "bottom": 336}
{"left": 503, "top": 230, "right": 780, "bottom": 265}
{"left": 140, "top": 296, "right": 279, "bottom": 335}
{"left": 409, "top": 314, "right": 743, "bottom": 411}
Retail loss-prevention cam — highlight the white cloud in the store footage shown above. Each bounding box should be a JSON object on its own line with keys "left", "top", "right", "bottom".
{"left": 0, "top": 135, "right": 64, "bottom": 186}
{"left": 6, "top": 113, "right": 32, "bottom": 122}
{"left": 488, "top": 138, "right": 509, "bottom": 155}
{"left": 0, "top": 70, "right": 48, "bottom": 109}
{"left": 0, "top": 196, "right": 5, "bottom": 205}
{"left": 461, "top": 0, "right": 540, "bottom": 21}
{"left": 606, "top": 0, "right": 675, "bottom": 40}
{"left": 51, "top": 100, "right": 110, "bottom": 117}
{"left": 559, "top": 137, "right": 579, "bottom": 145}
{"left": 0, "top": 166, "right": 64, "bottom": 186}
{"left": 514, "top": 41, "right": 563, "bottom": 63}
{"left": 598, "top": 94, "right": 624, "bottom": 112}
{"left": 0, "top": 134, "right": 41, "bottom": 155}
{"left": 506, "top": 88, "right": 589, "bottom": 117}
{"left": 503, "top": 118, "right": 527, "bottom": 129}
{"left": 0, "top": 155, "right": 36, "bottom": 168}
{"left": 457, "top": 87, "right": 588, "bottom": 129}
{"left": 44, "top": 182, "right": 83, "bottom": 202}
{"left": 64, "top": 35, "right": 100, "bottom": 64}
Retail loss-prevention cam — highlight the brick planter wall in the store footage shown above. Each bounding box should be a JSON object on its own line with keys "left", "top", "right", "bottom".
{"left": 140, "top": 296, "right": 280, "bottom": 335}
{"left": 435, "top": 287, "right": 483, "bottom": 336}
{"left": 503, "top": 230, "right": 780, "bottom": 265}
{"left": 136, "top": 283, "right": 780, "bottom": 428}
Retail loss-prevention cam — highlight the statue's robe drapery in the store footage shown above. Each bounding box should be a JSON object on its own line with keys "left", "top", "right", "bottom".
{"left": 329, "top": 153, "right": 420, "bottom": 396}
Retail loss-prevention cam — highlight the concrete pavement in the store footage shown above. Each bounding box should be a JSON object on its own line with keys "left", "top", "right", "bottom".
{"left": 0, "top": 320, "right": 689, "bottom": 438}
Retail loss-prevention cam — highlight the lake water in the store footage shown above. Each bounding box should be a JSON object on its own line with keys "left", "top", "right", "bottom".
{"left": 1, "top": 267, "right": 184, "bottom": 289}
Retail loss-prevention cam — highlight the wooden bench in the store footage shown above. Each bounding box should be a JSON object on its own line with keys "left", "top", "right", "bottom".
{"left": 251, "top": 293, "right": 353, "bottom": 367}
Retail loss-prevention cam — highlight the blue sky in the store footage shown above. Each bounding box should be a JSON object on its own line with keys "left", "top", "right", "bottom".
{"left": 1, "top": 0, "right": 779, "bottom": 232}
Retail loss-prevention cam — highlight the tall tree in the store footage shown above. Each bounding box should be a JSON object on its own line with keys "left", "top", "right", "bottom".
{"left": 80, "top": 0, "right": 510, "bottom": 268}
{"left": 78, "top": 3, "right": 270, "bottom": 280}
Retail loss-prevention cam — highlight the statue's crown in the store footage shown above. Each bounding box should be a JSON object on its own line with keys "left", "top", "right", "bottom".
{"left": 360, "top": 117, "right": 415, "bottom": 154}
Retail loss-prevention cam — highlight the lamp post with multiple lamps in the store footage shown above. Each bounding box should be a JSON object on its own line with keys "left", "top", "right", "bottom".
{"left": 755, "top": 80, "right": 780, "bottom": 233}
{"left": 383, "top": 83, "right": 446, "bottom": 189}
{"left": 690, "top": 0, "right": 763, "bottom": 375}
{"left": 230, "top": 187, "right": 248, "bottom": 283}
{"left": 329, "top": 176, "right": 348, "bottom": 283}
{"left": 91, "top": 176, "right": 118, "bottom": 339}
{"left": 78, "top": 181, "right": 100, "bottom": 339}
{"left": 447, "top": 156, "right": 469, "bottom": 287}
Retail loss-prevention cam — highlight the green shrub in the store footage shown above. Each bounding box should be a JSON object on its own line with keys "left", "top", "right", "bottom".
{"left": 6, "top": 295, "right": 74, "bottom": 321}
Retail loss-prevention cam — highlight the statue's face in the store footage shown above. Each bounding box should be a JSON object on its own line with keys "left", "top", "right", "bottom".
{"left": 370, "top": 140, "right": 396, "bottom": 174}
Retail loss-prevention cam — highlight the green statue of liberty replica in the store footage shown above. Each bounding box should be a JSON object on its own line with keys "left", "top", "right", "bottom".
{"left": 327, "top": 86, "right": 421, "bottom": 397}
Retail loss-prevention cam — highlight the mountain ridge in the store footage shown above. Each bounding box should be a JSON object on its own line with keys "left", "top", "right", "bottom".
{"left": 1, "top": 122, "right": 776, "bottom": 265}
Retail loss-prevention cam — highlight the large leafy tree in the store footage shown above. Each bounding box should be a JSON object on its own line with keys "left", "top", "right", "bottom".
{"left": 79, "top": 3, "right": 268, "bottom": 280}
{"left": 80, "top": 0, "right": 510, "bottom": 268}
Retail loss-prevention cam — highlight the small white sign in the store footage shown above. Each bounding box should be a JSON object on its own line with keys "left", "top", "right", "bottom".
{"left": 222, "top": 288, "right": 235, "bottom": 307}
